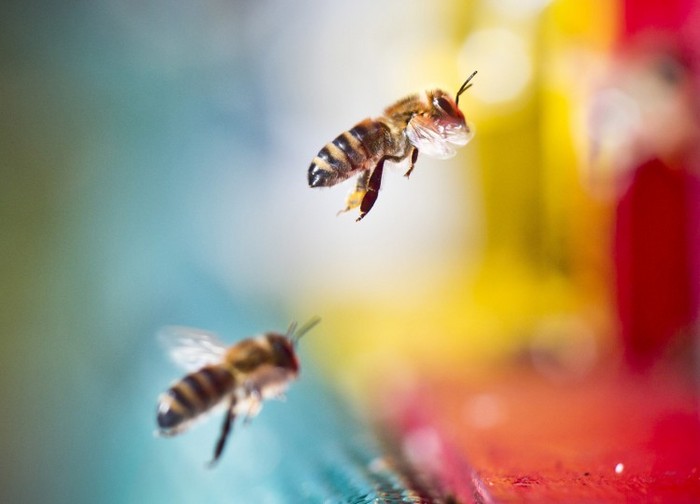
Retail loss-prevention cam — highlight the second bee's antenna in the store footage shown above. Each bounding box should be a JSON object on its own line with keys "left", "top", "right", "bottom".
{"left": 289, "top": 316, "right": 321, "bottom": 345}
{"left": 455, "top": 70, "right": 478, "bottom": 107}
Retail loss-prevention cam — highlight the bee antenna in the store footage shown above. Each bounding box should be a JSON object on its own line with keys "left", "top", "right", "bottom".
{"left": 286, "top": 321, "right": 299, "bottom": 339}
{"left": 290, "top": 316, "right": 321, "bottom": 345}
{"left": 455, "top": 70, "right": 477, "bottom": 107}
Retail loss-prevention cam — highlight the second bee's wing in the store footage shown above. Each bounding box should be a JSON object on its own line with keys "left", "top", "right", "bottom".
{"left": 158, "top": 326, "right": 228, "bottom": 371}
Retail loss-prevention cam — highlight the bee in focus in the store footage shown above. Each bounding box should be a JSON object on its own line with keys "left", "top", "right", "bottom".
{"left": 308, "top": 71, "right": 477, "bottom": 221}
{"left": 155, "top": 317, "right": 320, "bottom": 466}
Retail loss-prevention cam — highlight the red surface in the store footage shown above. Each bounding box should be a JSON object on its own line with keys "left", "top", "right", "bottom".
{"left": 615, "top": 0, "right": 700, "bottom": 375}
{"left": 614, "top": 159, "right": 696, "bottom": 369}
{"left": 390, "top": 367, "right": 700, "bottom": 503}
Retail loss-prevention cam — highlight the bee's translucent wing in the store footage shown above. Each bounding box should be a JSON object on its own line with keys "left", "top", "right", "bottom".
{"left": 406, "top": 115, "right": 472, "bottom": 159}
{"left": 158, "top": 326, "right": 228, "bottom": 372}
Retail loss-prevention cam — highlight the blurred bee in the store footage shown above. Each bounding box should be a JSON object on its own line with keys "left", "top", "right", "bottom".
{"left": 156, "top": 317, "right": 320, "bottom": 466}
{"left": 308, "top": 71, "right": 477, "bottom": 221}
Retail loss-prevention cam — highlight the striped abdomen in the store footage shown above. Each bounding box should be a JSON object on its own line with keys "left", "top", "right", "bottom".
{"left": 157, "top": 364, "right": 235, "bottom": 434}
{"left": 308, "top": 119, "right": 390, "bottom": 188}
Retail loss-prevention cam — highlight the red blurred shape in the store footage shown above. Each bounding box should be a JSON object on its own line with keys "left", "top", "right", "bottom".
{"left": 614, "top": 0, "right": 700, "bottom": 369}
{"left": 622, "top": 0, "right": 695, "bottom": 38}
{"left": 615, "top": 158, "right": 694, "bottom": 369}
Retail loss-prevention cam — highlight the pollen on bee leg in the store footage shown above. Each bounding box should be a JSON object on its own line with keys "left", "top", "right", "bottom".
{"left": 337, "top": 188, "right": 366, "bottom": 215}
{"left": 337, "top": 170, "right": 370, "bottom": 216}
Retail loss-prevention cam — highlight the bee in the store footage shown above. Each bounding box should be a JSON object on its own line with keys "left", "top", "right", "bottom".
{"left": 308, "top": 71, "right": 477, "bottom": 221}
{"left": 155, "top": 317, "right": 320, "bottom": 466}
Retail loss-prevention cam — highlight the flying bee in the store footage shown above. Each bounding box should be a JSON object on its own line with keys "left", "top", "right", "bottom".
{"left": 155, "top": 317, "right": 320, "bottom": 466}
{"left": 308, "top": 71, "right": 477, "bottom": 221}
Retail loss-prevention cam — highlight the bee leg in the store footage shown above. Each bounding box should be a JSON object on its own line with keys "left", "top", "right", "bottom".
{"left": 208, "top": 396, "right": 237, "bottom": 467}
{"left": 404, "top": 147, "right": 419, "bottom": 178}
{"left": 337, "top": 170, "right": 370, "bottom": 216}
{"left": 357, "top": 159, "right": 386, "bottom": 221}
{"left": 242, "top": 385, "right": 263, "bottom": 424}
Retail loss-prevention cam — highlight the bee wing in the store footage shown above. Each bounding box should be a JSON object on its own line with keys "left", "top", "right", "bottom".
{"left": 158, "top": 326, "right": 228, "bottom": 371}
{"left": 406, "top": 116, "right": 460, "bottom": 159}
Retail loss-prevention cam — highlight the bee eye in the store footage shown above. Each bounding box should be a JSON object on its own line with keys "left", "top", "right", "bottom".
{"left": 271, "top": 338, "right": 296, "bottom": 368}
{"left": 435, "top": 96, "right": 455, "bottom": 115}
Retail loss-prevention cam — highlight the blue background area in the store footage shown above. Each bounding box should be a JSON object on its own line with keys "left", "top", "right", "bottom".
{"left": 0, "top": 2, "right": 457, "bottom": 501}
{"left": 1, "top": 2, "right": 356, "bottom": 502}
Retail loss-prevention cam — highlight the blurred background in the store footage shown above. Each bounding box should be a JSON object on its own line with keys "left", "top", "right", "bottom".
{"left": 2, "top": 0, "right": 699, "bottom": 502}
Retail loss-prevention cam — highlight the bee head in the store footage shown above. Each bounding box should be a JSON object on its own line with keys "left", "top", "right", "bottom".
{"left": 269, "top": 334, "right": 300, "bottom": 372}
{"left": 269, "top": 317, "right": 321, "bottom": 372}
{"left": 424, "top": 72, "right": 477, "bottom": 150}
{"left": 430, "top": 90, "right": 466, "bottom": 129}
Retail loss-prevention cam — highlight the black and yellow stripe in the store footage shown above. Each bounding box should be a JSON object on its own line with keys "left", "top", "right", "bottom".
{"left": 308, "top": 119, "right": 385, "bottom": 188}
{"left": 157, "top": 365, "right": 235, "bottom": 432}
{"left": 308, "top": 142, "right": 350, "bottom": 188}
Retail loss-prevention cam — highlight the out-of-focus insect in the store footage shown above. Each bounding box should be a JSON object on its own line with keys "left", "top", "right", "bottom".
{"left": 308, "top": 71, "right": 477, "bottom": 221}
{"left": 155, "top": 317, "right": 320, "bottom": 466}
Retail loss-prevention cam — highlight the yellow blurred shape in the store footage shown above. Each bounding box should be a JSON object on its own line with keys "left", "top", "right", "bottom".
{"left": 302, "top": 0, "right": 620, "bottom": 401}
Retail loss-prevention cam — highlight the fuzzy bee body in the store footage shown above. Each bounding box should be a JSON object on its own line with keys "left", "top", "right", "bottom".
{"left": 308, "top": 72, "right": 477, "bottom": 221}
{"left": 156, "top": 319, "right": 319, "bottom": 465}
{"left": 157, "top": 364, "right": 236, "bottom": 433}
{"left": 308, "top": 119, "right": 409, "bottom": 188}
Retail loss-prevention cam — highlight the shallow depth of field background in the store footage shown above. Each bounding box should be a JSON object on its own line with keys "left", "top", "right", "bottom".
{"left": 2, "top": 0, "right": 698, "bottom": 502}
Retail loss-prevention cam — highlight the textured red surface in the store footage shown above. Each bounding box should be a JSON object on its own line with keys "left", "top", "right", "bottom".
{"left": 392, "top": 368, "right": 700, "bottom": 503}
